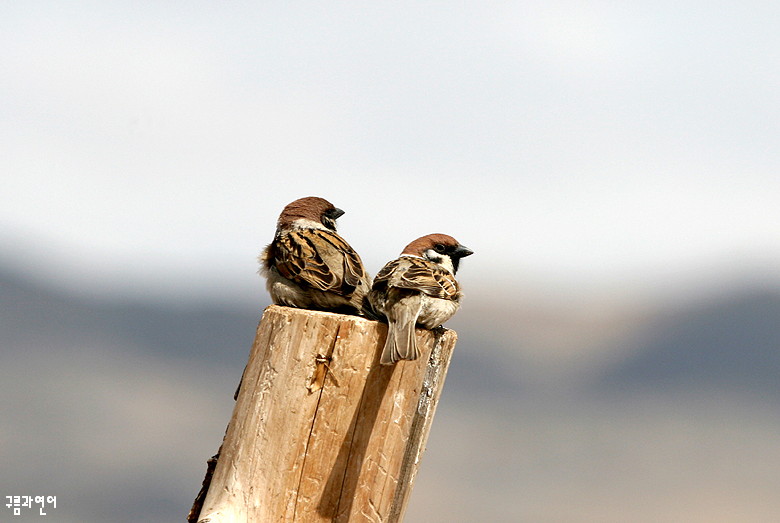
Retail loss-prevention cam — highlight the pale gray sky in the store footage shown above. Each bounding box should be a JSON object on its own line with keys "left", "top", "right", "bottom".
{"left": 2, "top": 2, "right": 779, "bottom": 302}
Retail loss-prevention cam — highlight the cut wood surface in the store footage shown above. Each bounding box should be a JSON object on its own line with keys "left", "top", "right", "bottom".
{"left": 195, "top": 305, "right": 457, "bottom": 523}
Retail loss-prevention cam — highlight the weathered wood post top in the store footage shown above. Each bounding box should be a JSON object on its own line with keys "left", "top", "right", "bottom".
{"left": 193, "top": 304, "right": 457, "bottom": 522}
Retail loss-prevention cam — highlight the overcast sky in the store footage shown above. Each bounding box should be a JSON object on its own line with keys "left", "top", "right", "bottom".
{"left": 2, "top": 2, "right": 779, "bottom": 303}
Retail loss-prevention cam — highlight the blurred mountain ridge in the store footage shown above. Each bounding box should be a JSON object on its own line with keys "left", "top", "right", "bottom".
{"left": 4, "top": 263, "right": 780, "bottom": 396}
{"left": 4, "top": 262, "right": 780, "bottom": 522}
{"left": 1, "top": 266, "right": 259, "bottom": 367}
{"left": 596, "top": 286, "right": 780, "bottom": 395}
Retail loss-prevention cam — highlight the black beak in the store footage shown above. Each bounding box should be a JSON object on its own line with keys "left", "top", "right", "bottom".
{"left": 323, "top": 207, "right": 345, "bottom": 222}
{"left": 321, "top": 207, "right": 345, "bottom": 231}
{"left": 454, "top": 244, "right": 474, "bottom": 258}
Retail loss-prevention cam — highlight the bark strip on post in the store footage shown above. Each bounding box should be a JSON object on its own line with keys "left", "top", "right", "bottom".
{"left": 195, "top": 305, "right": 456, "bottom": 522}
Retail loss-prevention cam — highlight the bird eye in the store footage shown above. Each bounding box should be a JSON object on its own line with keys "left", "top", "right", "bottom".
{"left": 434, "top": 244, "right": 446, "bottom": 253}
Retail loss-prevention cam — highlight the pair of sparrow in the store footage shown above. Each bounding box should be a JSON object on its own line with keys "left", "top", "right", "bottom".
{"left": 260, "top": 196, "right": 473, "bottom": 365}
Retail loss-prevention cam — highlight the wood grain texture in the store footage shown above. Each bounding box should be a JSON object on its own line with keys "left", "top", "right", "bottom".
{"left": 196, "top": 305, "right": 457, "bottom": 523}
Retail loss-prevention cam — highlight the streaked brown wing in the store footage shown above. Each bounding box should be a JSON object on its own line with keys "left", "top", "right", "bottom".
{"left": 376, "top": 257, "right": 459, "bottom": 300}
{"left": 274, "top": 229, "right": 365, "bottom": 295}
{"left": 310, "top": 229, "right": 367, "bottom": 289}
{"left": 372, "top": 258, "right": 402, "bottom": 287}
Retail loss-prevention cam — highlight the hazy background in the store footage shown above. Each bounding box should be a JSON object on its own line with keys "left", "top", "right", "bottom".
{"left": 2, "top": 2, "right": 779, "bottom": 522}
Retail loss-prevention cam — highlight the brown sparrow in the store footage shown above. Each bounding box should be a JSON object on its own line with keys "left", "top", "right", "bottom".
{"left": 260, "top": 196, "right": 371, "bottom": 315}
{"left": 369, "top": 233, "right": 473, "bottom": 365}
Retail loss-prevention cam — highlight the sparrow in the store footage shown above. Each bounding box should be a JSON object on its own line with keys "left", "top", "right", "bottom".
{"left": 369, "top": 233, "right": 473, "bottom": 365}
{"left": 260, "top": 196, "right": 371, "bottom": 315}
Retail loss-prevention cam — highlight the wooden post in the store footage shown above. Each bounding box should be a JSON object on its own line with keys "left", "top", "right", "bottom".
{"left": 192, "top": 305, "right": 457, "bottom": 522}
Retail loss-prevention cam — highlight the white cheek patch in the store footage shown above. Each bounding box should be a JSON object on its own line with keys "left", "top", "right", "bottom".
{"left": 424, "top": 249, "right": 454, "bottom": 274}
